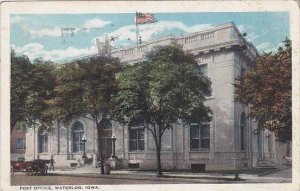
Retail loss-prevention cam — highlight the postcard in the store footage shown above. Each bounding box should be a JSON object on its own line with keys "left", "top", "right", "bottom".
{"left": 1, "top": 1, "right": 299, "bottom": 191}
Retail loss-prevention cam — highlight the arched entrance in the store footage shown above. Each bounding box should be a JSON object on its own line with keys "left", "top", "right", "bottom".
{"left": 99, "top": 119, "right": 112, "bottom": 160}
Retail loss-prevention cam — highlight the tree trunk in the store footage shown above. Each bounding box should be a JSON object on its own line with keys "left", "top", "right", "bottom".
{"left": 155, "top": 133, "right": 162, "bottom": 176}
{"left": 11, "top": 121, "right": 17, "bottom": 133}
{"left": 156, "top": 146, "right": 162, "bottom": 176}
{"left": 97, "top": 123, "right": 104, "bottom": 174}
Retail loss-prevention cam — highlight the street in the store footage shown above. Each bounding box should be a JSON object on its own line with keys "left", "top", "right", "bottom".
{"left": 11, "top": 173, "right": 232, "bottom": 185}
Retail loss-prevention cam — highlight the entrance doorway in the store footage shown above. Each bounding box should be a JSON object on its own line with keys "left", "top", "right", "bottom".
{"left": 99, "top": 119, "right": 112, "bottom": 160}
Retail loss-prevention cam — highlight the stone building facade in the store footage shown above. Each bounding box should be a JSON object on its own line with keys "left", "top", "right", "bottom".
{"left": 11, "top": 127, "right": 26, "bottom": 161}
{"left": 25, "top": 22, "right": 277, "bottom": 171}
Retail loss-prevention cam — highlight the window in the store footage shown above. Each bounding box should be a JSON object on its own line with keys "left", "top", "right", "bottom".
{"left": 197, "top": 64, "right": 208, "bottom": 76}
{"left": 190, "top": 123, "right": 210, "bottom": 150}
{"left": 16, "top": 138, "right": 25, "bottom": 150}
{"left": 72, "top": 122, "right": 84, "bottom": 153}
{"left": 38, "top": 128, "right": 48, "bottom": 153}
{"left": 240, "top": 112, "right": 247, "bottom": 150}
{"left": 129, "top": 127, "right": 145, "bottom": 151}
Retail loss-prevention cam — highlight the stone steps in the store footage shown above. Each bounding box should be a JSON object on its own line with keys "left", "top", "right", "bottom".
{"left": 256, "top": 159, "right": 276, "bottom": 169}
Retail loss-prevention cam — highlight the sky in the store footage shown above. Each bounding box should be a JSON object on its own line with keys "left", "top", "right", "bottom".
{"left": 10, "top": 12, "right": 289, "bottom": 63}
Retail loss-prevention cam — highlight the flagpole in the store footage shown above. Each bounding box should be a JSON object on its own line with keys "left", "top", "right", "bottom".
{"left": 136, "top": 12, "right": 139, "bottom": 45}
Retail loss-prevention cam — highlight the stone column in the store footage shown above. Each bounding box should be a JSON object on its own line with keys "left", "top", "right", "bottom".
{"left": 111, "top": 136, "right": 116, "bottom": 158}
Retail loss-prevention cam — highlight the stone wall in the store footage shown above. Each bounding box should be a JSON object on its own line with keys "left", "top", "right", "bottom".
{"left": 25, "top": 118, "right": 99, "bottom": 168}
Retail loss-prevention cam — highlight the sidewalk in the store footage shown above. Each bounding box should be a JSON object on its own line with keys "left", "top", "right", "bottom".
{"left": 46, "top": 165, "right": 292, "bottom": 182}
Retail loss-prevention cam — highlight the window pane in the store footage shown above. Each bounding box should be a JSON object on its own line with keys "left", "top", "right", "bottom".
{"left": 38, "top": 137, "right": 42, "bottom": 152}
{"left": 200, "top": 124, "right": 210, "bottom": 149}
{"left": 190, "top": 139, "right": 200, "bottom": 149}
{"left": 73, "top": 133, "right": 80, "bottom": 140}
{"left": 73, "top": 136, "right": 78, "bottom": 152}
{"left": 138, "top": 129, "right": 144, "bottom": 140}
{"left": 138, "top": 140, "right": 144, "bottom": 150}
{"left": 197, "top": 64, "right": 208, "bottom": 76}
{"left": 201, "top": 124, "right": 210, "bottom": 137}
{"left": 190, "top": 124, "right": 201, "bottom": 150}
{"left": 137, "top": 129, "right": 145, "bottom": 151}
{"left": 73, "top": 143, "right": 78, "bottom": 153}
{"left": 130, "top": 129, "right": 137, "bottom": 140}
{"left": 44, "top": 136, "right": 48, "bottom": 152}
{"left": 38, "top": 129, "right": 48, "bottom": 153}
{"left": 129, "top": 128, "right": 144, "bottom": 151}
{"left": 129, "top": 140, "right": 137, "bottom": 151}
{"left": 72, "top": 130, "right": 84, "bottom": 153}
{"left": 79, "top": 132, "right": 83, "bottom": 142}
{"left": 73, "top": 122, "right": 84, "bottom": 131}
{"left": 190, "top": 125, "right": 200, "bottom": 139}
{"left": 201, "top": 139, "right": 210, "bottom": 148}
{"left": 16, "top": 138, "right": 25, "bottom": 149}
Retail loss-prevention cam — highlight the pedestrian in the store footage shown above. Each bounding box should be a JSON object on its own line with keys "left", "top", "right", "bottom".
{"left": 49, "top": 155, "right": 55, "bottom": 171}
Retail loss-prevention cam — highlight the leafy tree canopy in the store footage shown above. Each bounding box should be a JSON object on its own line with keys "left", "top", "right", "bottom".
{"left": 47, "top": 55, "right": 121, "bottom": 174}
{"left": 235, "top": 38, "right": 292, "bottom": 142}
{"left": 112, "top": 44, "right": 212, "bottom": 175}
{"left": 11, "top": 51, "right": 56, "bottom": 132}
{"left": 48, "top": 56, "right": 121, "bottom": 124}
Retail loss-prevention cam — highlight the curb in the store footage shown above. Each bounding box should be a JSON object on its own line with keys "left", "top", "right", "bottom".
{"left": 47, "top": 172, "right": 245, "bottom": 182}
{"left": 258, "top": 167, "right": 290, "bottom": 177}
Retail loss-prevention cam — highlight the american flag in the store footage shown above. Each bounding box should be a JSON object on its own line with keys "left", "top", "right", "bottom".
{"left": 135, "top": 12, "right": 156, "bottom": 25}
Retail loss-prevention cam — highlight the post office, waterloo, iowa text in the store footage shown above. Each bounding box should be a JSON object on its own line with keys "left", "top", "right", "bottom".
{"left": 19, "top": 185, "right": 101, "bottom": 190}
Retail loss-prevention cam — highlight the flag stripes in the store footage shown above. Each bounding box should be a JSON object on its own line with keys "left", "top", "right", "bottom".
{"left": 135, "top": 12, "right": 156, "bottom": 25}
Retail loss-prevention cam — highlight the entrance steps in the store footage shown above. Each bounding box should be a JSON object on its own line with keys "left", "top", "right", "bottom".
{"left": 256, "top": 159, "right": 276, "bottom": 169}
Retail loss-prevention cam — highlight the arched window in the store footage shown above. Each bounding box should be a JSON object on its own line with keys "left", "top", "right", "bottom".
{"left": 72, "top": 121, "right": 84, "bottom": 153}
{"left": 240, "top": 112, "right": 247, "bottom": 150}
{"left": 38, "top": 128, "right": 48, "bottom": 153}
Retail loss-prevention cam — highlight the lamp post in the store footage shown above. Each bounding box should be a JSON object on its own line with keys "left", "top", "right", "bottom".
{"left": 111, "top": 135, "right": 116, "bottom": 158}
{"left": 82, "top": 134, "right": 87, "bottom": 159}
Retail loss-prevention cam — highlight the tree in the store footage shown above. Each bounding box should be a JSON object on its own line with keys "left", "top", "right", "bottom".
{"left": 235, "top": 38, "right": 292, "bottom": 142}
{"left": 49, "top": 56, "right": 121, "bottom": 174}
{"left": 11, "top": 51, "right": 56, "bottom": 133}
{"left": 27, "top": 58, "right": 57, "bottom": 128}
{"left": 113, "top": 44, "right": 212, "bottom": 176}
